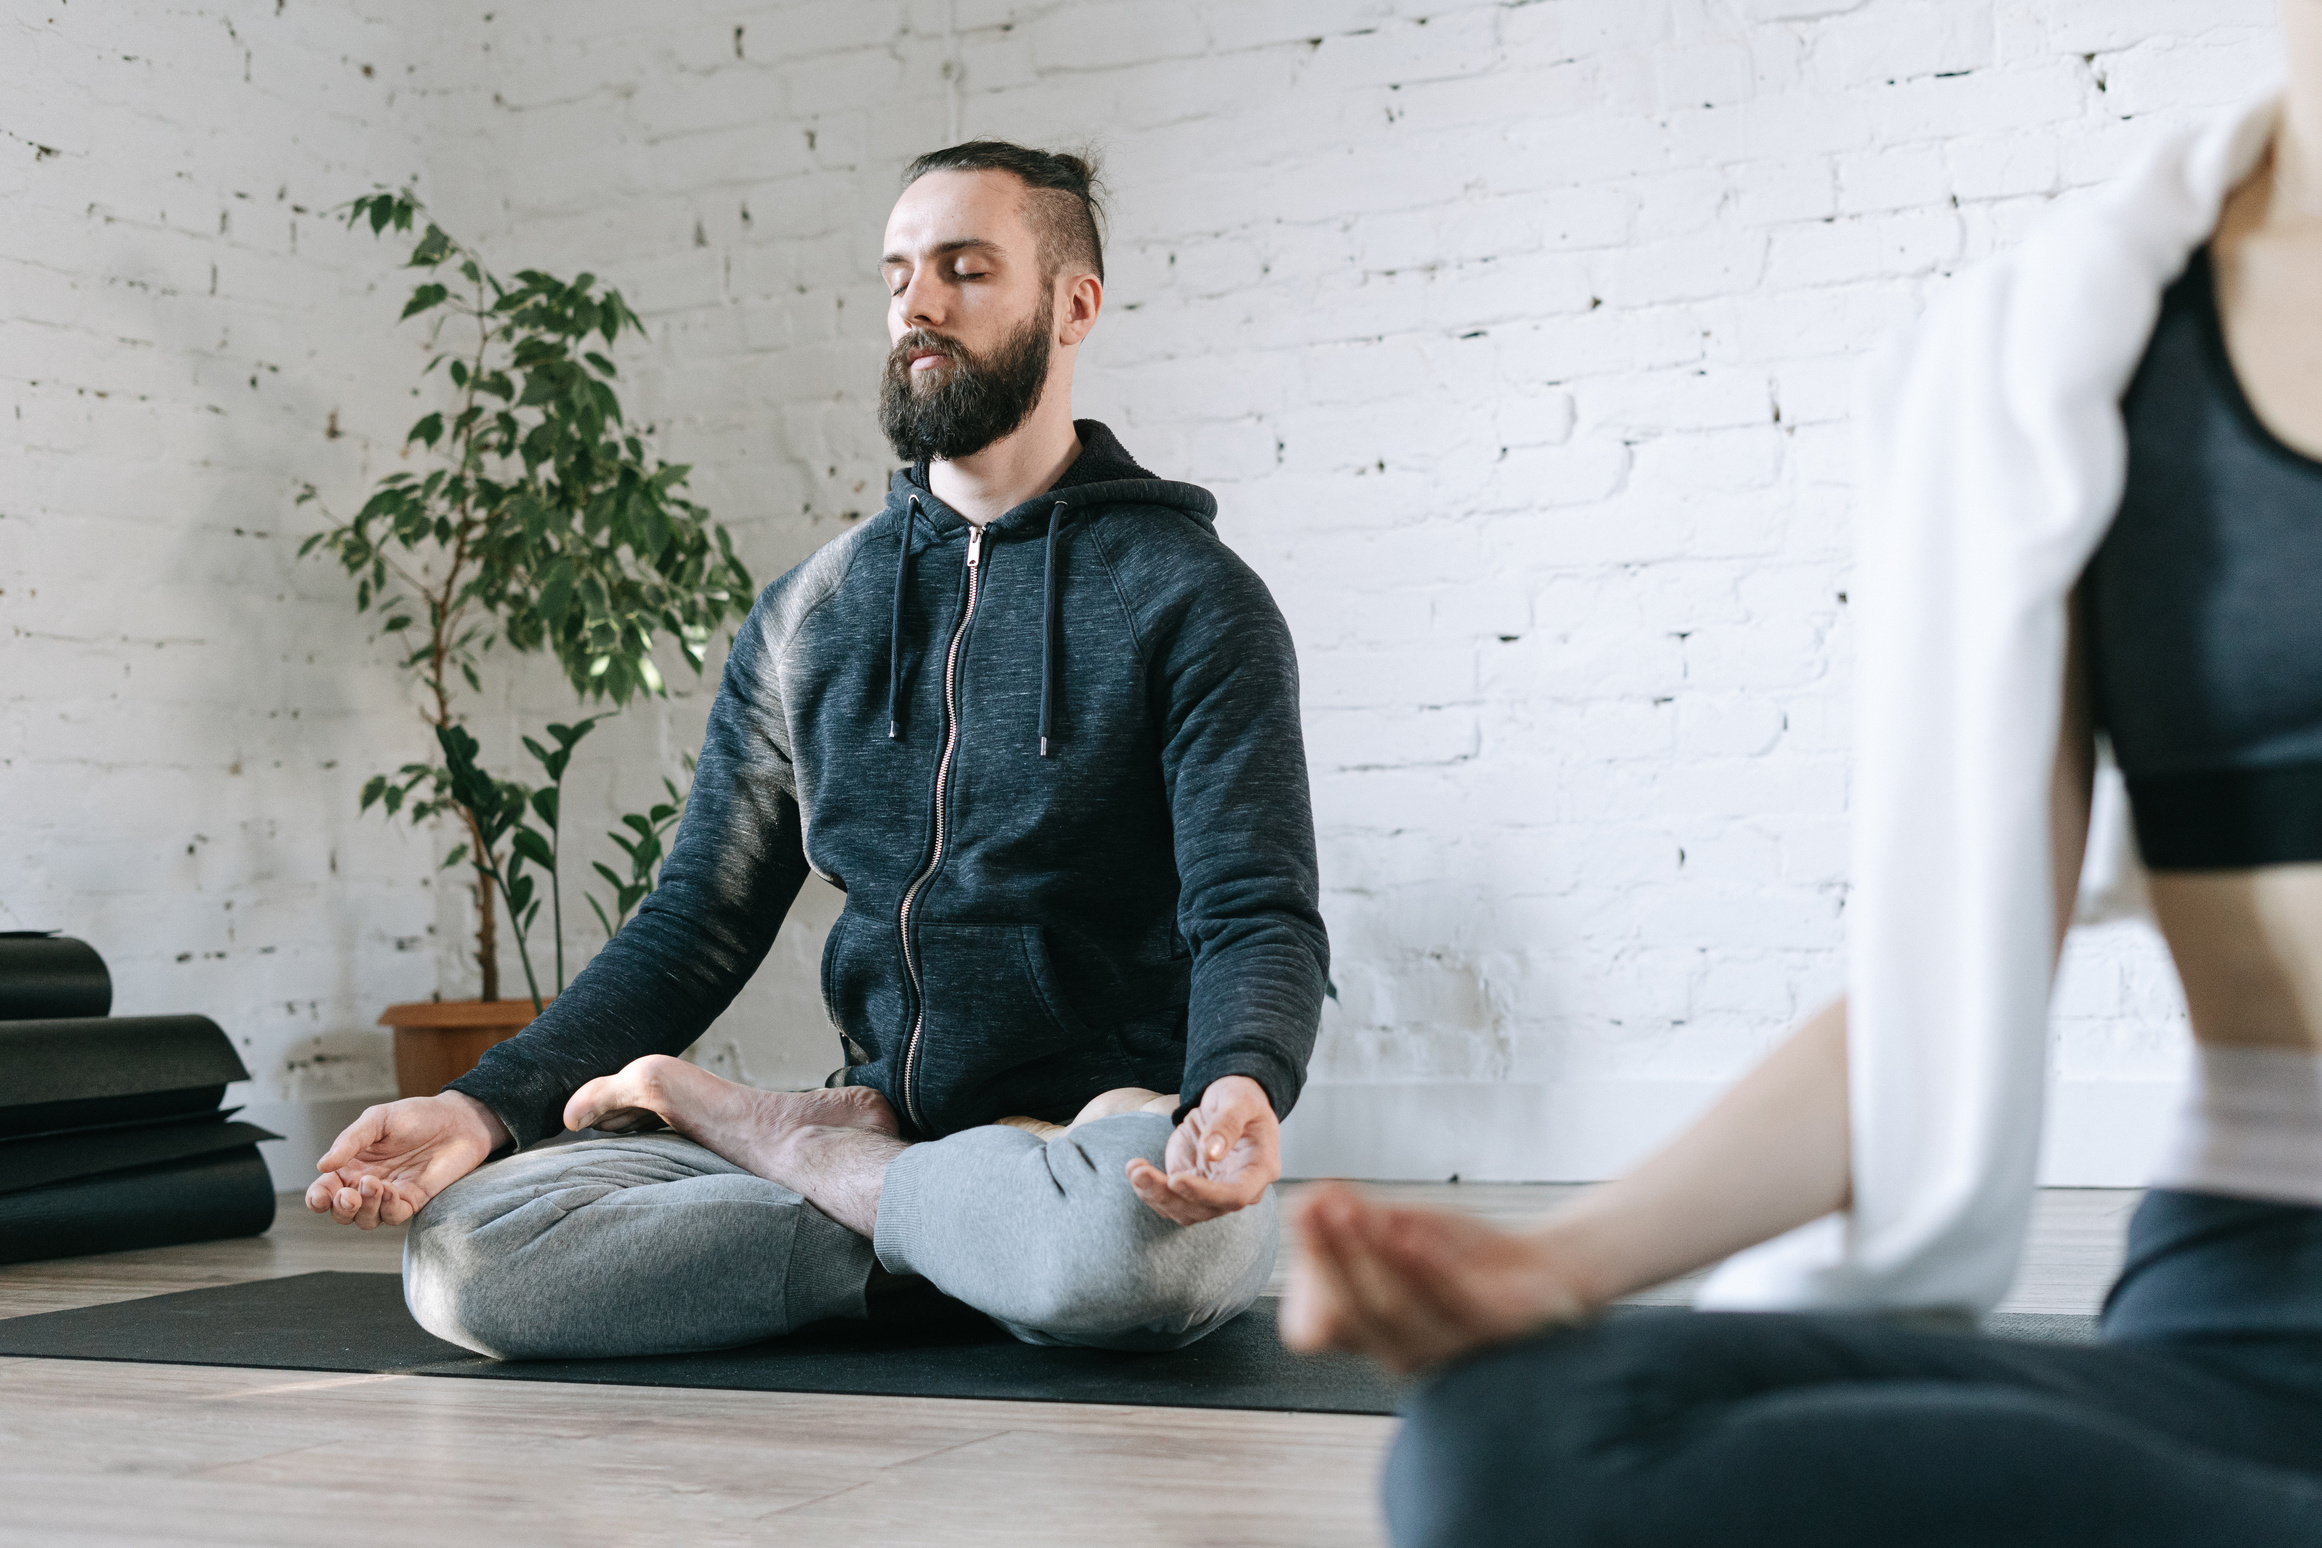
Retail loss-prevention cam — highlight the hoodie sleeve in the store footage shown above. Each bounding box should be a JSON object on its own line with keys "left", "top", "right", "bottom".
{"left": 444, "top": 585, "right": 814, "bottom": 1147}
{"left": 1138, "top": 536, "right": 1330, "bottom": 1123}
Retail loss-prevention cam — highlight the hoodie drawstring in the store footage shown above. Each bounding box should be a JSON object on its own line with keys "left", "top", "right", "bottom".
{"left": 893, "top": 494, "right": 1069, "bottom": 757}
{"left": 889, "top": 496, "right": 921, "bottom": 739}
{"left": 1039, "top": 502, "right": 1067, "bottom": 758}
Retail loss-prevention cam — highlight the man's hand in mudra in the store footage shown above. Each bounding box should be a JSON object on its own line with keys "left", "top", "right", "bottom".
{"left": 304, "top": 1091, "right": 509, "bottom": 1230}
{"left": 1126, "top": 1074, "right": 1281, "bottom": 1224}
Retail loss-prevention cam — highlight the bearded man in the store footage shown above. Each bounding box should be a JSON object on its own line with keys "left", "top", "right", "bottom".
{"left": 305, "top": 141, "right": 1329, "bottom": 1360}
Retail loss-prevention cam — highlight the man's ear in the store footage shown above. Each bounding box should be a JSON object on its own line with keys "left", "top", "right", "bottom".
{"left": 1057, "top": 271, "right": 1102, "bottom": 347}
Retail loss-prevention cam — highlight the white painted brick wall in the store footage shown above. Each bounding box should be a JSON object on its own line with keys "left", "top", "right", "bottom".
{"left": 5, "top": 0, "right": 2286, "bottom": 1185}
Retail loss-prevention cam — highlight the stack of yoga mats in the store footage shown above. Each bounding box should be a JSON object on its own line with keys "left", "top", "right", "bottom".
{"left": 0, "top": 933, "right": 279, "bottom": 1265}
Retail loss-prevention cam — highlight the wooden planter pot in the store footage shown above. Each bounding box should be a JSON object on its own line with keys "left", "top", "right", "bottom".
{"left": 382, "top": 999, "right": 545, "bottom": 1099}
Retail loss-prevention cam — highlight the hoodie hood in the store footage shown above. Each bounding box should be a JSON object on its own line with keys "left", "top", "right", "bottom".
{"left": 881, "top": 420, "right": 1217, "bottom": 755}
{"left": 888, "top": 418, "right": 1216, "bottom": 538}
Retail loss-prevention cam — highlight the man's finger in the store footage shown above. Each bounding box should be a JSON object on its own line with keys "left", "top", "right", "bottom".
{"left": 316, "top": 1109, "right": 386, "bottom": 1173}
{"left": 1126, "top": 1159, "right": 1213, "bottom": 1224}
{"left": 1193, "top": 1105, "right": 1245, "bottom": 1167}
{"left": 1166, "top": 1170, "right": 1260, "bottom": 1211}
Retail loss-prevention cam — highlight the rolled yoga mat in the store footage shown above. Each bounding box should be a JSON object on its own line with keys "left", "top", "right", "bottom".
{"left": 0, "top": 1112, "right": 281, "bottom": 1196}
{"left": 0, "top": 934, "right": 112, "bottom": 1022}
{"left": 0, "top": 1015, "right": 249, "bottom": 1139}
{"left": 0, "top": 1147, "right": 277, "bottom": 1266}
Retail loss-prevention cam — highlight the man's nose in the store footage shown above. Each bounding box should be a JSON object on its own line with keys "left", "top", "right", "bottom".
{"left": 899, "top": 271, "right": 945, "bottom": 329}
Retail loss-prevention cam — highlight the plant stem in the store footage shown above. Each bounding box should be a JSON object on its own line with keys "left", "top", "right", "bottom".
{"left": 421, "top": 288, "right": 501, "bottom": 1000}
{"left": 550, "top": 762, "right": 568, "bottom": 997}
{"left": 459, "top": 805, "right": 500, "bottom": 1003}
{"left": 479, "top": 854, "right": 545, "bottom": 1016}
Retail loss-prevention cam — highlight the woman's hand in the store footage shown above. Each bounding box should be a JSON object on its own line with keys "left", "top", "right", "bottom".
{"left": 1280, "top": 1181, "right": 1594, "bottom": 1374}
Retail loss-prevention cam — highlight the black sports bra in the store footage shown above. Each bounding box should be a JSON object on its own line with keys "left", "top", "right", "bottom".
{"left": 2085, "top": 247, "right": 2322, "bottom": 871}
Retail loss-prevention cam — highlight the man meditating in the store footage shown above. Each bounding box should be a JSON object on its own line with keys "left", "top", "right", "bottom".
{"left": 305, "top": 141, "right": 1329, "bottom": 1360}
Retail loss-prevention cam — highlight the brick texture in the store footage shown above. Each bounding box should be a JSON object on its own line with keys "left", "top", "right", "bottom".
{"left": 3, "top": 1, "right": 2283, "bottom": 1177}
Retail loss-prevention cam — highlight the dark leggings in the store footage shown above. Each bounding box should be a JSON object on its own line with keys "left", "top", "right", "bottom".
{"left": 1384, "top": 1191, "right": 2322, "bottom": 1547}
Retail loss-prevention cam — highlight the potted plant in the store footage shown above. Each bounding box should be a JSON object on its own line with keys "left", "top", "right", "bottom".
{"left": 301, "top": 191, "right": 751, "bottom": 1096}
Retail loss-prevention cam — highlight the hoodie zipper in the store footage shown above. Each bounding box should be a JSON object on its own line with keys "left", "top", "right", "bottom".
{"left": 896, "top": 523, "right": 984, "bottom": 1133}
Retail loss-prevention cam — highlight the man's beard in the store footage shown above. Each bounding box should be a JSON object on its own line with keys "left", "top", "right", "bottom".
{"left": 879, "top": 306, "right": 1054, "bottom": 464}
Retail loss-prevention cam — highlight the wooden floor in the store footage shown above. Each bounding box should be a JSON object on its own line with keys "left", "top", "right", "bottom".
{"left": 0, "top": 1184, "right": 2139, "bottom": 1547}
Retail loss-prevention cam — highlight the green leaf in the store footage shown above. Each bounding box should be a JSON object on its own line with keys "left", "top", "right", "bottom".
{"left": 587, "top": 895, "right": 614, "bottom": 936}
{"left": 407, "top": 412, "right": 444, "bottom": 449}
{"left": 506, "top": 873, "right": 535, "bottom": 915}
{"left": 441, "top": 843, "right": 469, "bottom": 871}
{"left": 511, "top": 826, "right": 555, "bottom": 870}
{"left": 530, "top": 786, "right": 560, "bottom": 831}
{"left": 400, "top": 283, "right": 449, "bottom": 320}
{"left": 359, "top": 775, "right": 388, "bottom": 811}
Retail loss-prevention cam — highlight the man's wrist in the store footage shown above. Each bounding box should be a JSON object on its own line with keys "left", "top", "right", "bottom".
{"left": 439, "top": 1089, "right": 512, "bottom": 1153}
{"left": 1186, "top": 1072, "right": 1277, "bottom": 1123}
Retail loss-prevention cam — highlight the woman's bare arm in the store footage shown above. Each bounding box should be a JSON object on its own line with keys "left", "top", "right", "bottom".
{"left": 1283, "top": 603, "right": 2098, "bottom": 1368}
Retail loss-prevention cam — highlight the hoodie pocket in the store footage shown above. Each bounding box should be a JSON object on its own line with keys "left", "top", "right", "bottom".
{"left": 821, "top": 910, "right": 904, "bottom": 1069}
{"left": 909, "top": 921, "right": 1137, "bottom": 1133}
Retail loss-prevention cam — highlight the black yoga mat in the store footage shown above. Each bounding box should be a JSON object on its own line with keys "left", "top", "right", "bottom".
{"left": 0, "top": 934, "right": 111, "bottom": 1022}
{"left": 0, "top": 1272, "right": 1411, "bottom": 1414}
{"left": 0, "top": 1273, "right": 2104, "bottom": 1410}
{"left": 0, "top": 1015, "right": 248, "bottom": 1138}
{"left": 0, "top": 1114, "right": 281, "bottom": 1195}
{"left": 0, "top": 1147, "right": 276, "bottom": 1266}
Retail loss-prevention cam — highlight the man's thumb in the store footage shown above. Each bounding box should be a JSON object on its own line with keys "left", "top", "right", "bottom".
{"left": 315, "top": 1106, "right": 385, "bottom": 1171}
{"left": 1199, "top": 1106, "right": 1245, "bottom": 1163}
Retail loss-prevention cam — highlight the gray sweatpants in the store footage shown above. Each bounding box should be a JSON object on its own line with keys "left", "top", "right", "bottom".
{"left": 402, "top": 1112, "right": 1278, "bottom": 1360}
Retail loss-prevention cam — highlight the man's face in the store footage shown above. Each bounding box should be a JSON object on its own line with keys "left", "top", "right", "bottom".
{"left": 878, "top": 169, "right": 1058, "bottom": 463}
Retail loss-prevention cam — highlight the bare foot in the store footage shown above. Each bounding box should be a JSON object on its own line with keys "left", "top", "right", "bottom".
{"left": 565, "top": 1056, "right": 898, "bottom": 1170}
{"left": 995, "top": 1086, "right": 1179, "bottom": 1142}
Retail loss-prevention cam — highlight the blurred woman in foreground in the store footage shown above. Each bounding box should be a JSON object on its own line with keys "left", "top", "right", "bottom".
{"left": 1286, "top": 7, "right": 2322, "bottom": 1544}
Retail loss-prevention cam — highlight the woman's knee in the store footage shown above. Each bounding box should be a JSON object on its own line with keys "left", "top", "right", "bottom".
{"left": 1382, "top": 1318, "right": 1708, "bottom": 1547}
